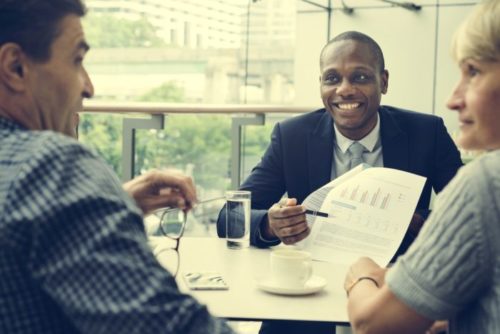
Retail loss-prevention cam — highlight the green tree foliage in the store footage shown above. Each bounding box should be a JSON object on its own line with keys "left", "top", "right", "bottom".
{"left": 83, "top": 14, "right": 165, "bottom": 48}
{"left": 244, "top": 124, "right": 274, "bottom": 157}
{"left": 79, "top": 114, "right": 123, "bottom": 175}
{"left": 136, "top": 115, "right": 232, "bottom": 190}
{"left": 80, "top": 81, "right": 185, "bottom": 178}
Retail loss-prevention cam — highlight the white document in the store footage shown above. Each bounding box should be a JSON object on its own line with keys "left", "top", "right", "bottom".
{"left": 300, "top": 166, "right": 426, "bottom": 266}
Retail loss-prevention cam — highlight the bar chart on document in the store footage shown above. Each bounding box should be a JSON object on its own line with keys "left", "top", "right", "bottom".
{"left": 340, "top": 185, "right": 396, "bottom": 209}
{"left": 333, "top": 183, "right": 406, "bottom": 234}
{"left": 303, "top": 167, "right": 426, "bottom": 266}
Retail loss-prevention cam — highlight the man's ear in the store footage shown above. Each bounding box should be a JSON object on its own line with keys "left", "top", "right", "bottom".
{"left": 0, "top": 43, "right": 28, "bottom": 92}
{"left": 381, "top": 69, "right": 389, "bottom": 95}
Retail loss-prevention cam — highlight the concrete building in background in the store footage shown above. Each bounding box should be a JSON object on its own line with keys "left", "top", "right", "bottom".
{"left": 86, "top": 0, "right": 296, "bottom": 49}
{"left": 86, "top": 0, "right": 243, "bottom": 49}
{"left": 84, "top": 0, "right": 296, "bottom": 104}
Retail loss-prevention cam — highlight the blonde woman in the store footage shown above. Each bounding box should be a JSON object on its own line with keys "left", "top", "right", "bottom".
{"left": 343, "top": 1, "right": 500, "bottom": 333}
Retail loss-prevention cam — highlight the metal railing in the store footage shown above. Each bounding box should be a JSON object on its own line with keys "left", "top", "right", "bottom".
{"left": 82, "top": 102, "right": 316, "bottom": 187}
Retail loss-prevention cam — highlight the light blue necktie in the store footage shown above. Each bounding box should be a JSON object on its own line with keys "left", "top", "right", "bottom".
{"left": 348, "top": 141, "right": 365, "bottom": 169}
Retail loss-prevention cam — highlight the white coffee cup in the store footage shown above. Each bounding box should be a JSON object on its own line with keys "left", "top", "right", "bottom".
{"left": 270, "top": 249, "right": 312, "bottom": 288}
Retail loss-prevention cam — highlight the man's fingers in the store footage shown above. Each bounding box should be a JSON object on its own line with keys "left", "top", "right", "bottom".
{"left": 142, "top": 194, "right": 188, "bottom": 215}
{"left": 149, "top": 170, "right": 197, "bottom": 205}
{"left": 269, "top": 204, "right": 305, "bottom": 219}
{"left": 281, "top": 227, "right": 310, "bottom": 245}
{"left": 426, "top": 321, "right": 448, "bottom": 334}
{"left": 270, "top": 212, "right": 306, "bottom": 229}
{"left": 278, "top": 197, "right": 297, "bottom": 207}
{"left": 277, "top": 220, "right": 308, "bottom": 238}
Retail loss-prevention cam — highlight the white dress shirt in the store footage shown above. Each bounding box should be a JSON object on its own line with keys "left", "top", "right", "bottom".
{"left": 331, "top": 113, "right": 384, "bottom": 179}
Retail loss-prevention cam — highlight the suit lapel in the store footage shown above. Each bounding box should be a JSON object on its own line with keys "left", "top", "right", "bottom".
{"left": 307, "top": 110, "right": 334, "bottom": 193}
{"left": 379, "top": 107, "right": 409, "bottom": 170}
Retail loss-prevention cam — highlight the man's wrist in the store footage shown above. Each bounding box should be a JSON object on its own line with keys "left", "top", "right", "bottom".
{"left": 260, "top": 216, "right": 276, "bottom": 240}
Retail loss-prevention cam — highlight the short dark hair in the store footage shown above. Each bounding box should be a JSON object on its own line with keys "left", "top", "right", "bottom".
{"left": 320, "top": 31, "right": 385, "bottom": 72}
{"left": 0, "top": 0, "right": 86, "bottom": 62}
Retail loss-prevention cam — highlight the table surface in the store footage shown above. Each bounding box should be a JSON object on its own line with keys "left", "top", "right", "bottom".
{"left": 151, "top": 237, "right": 350, "bottom": 324}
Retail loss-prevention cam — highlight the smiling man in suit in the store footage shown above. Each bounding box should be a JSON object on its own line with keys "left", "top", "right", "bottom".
{"left": 217, "top": 31, "right": 463, "bottom": 334}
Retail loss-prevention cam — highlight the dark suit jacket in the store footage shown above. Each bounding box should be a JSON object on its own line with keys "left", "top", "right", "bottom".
{"left": 217, "top": 106, "right": 463, "bottom": 255}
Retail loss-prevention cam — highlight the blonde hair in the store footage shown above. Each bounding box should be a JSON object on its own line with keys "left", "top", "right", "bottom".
{"left": 451, "top": 0, "right": 500, "bottom": 62}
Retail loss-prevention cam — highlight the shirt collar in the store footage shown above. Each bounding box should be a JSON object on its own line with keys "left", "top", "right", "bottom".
{"left": 334, "top": 113, "right": 380, "bottom": 153}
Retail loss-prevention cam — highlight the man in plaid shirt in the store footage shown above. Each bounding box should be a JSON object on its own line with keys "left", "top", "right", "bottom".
{"left": 0, "top": 1, "right": 233, "bottom": 333}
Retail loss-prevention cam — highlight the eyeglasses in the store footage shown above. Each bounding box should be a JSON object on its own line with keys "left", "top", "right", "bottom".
{"left": 154, "top": 197, "right": 225, "bottom": 277}
{"left": 154, "top": 208, "right": 186, "bottom": 277}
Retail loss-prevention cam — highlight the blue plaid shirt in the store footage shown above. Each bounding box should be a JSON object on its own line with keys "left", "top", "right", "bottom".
{"left": 0, "top": 116, "right": 233, "bottom": 334}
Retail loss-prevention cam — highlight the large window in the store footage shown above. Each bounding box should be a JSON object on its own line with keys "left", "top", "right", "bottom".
{"left": 80, "top": 0, "right": 296, "bottom": 235}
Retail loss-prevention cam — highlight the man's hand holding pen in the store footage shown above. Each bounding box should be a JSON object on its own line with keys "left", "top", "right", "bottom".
{"left": 262, "top": 198, "right": 311, "bottom": 245}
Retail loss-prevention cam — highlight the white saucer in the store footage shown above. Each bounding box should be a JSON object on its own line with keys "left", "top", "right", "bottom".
{"left": 256, "top": 275, "right": 327, "bottom": 296}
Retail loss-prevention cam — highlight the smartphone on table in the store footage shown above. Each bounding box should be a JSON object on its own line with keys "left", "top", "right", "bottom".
{"left": 183, "top": 271, "right": 229, "bottom": 290}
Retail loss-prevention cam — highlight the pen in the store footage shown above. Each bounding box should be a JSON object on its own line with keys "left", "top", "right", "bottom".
{"left": 305, "top": 209, "right": 329, "bottom": 218}
{"left": 278, "top": 198, "right": 329, "bottom": 218}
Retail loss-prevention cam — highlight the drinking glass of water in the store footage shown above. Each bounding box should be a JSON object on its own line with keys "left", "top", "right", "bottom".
{"left": 225, "top": 190, "right": 251, "bottom": 249}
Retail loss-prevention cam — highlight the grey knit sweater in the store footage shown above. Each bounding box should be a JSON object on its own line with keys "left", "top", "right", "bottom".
{"left": 387, "top": 149, "right": 500, "bottom": 334}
